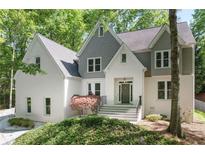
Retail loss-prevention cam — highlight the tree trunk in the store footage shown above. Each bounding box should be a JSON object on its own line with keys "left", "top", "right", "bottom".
{"left": 9, "top": 48, "right": 15, "bottom": 109}
{"left": 167, "top": 9, "right": 182, "bottom": 138}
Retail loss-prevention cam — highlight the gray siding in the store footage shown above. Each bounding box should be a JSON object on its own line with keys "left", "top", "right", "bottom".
{"left": 134, "top": 52, "right": 151, "bottom": 70}
{"left": 78, "top": 29, "right": 121, "bottom": 78}
{"left": 182, "top": 47, "right": 193, "bottom": 75}
{"left": 151, "top": 31, "right": 171, "bottom": 76}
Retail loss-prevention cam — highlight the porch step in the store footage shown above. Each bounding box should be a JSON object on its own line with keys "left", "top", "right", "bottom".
{"left": 98, "top": 105, "right": 141, "bottom": 122}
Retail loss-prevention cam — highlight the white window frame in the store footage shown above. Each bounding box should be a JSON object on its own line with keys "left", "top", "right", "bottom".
{"left": 87, "top": 57, "right": 102, "bottom": 73}
{"left": 44, "top": 97, "right": 51, "bottom": 116}
{"left": 95, "top": 83, "right": 101, "bottom": 96}
{"left": 87, "top": 83, "right": 92, "bottom": 95}
{"left": 157, "top": 81, "right": 171, "bottom": 100}
{"left": 26, "top": 97, "right": 32, "bottom": 114}
{"left": 155, "top": 50, "right": 171, "bottom": 69}
{"left": 121, "top": 53, "right": 127, "bottom": 63}
{"left": 98, "top": 26, "right": 104, "bottom": 37}
{"left": 35, "top": 57, "right": 41, "bottom": 69}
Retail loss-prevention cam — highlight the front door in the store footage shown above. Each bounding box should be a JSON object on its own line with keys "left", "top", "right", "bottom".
{"left": 121, "top": 84, "right": 130, "bottom": 104}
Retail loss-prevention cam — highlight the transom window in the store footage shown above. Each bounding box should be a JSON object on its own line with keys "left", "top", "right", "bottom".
{"left": 87, "top": 57, "right": 101, "bottom": 72}
{"left": 95, "top": 83, "right": 101, "bottom": 96}
{"left": 158, "top": 81, "right": 171, "bottom": 100}
{"left": 155, "top": 50, "right": 170, "bottom": 68}
{"left": 122, "top": 54, "right": 126, "bottom": 63}
{"left": 27, "top": 97, "right": 31, "bottom": 113}
{"left": 98, "top": 26, "right": 104, "bottom": 37}
{"left": 35, "top": 57, "right": 40, "bottom": 69}
{"left": 45, "top": 98, "right": 51, "bottom": 115}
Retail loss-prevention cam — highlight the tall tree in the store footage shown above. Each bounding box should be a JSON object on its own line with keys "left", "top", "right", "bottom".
{"left": 191, "top": 10, "right": 205, "bottom": 94}
{"left": 0, "top": 10, "right": 39, "bottom": 108}
{"left": 168, "top": 9, "right": 182, "bottom": 137}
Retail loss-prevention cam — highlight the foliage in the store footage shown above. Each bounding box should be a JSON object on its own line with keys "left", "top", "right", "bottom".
{"left": 8, "top": 117, "right": 35, "bottom": 128}
{"left": 194, "top": 110, "right": 205, "bottom": 122}
{"left": 70, "top": 95, "right": 101, "bottom": 115}
{"left": 191, "top": 10, "right": 205, "bottom": 94}
{"left": 145, "top": 114, "right": 162, "bottom": 122}
{"left": 14, "top": 115, "right": 178, "bottom": 145}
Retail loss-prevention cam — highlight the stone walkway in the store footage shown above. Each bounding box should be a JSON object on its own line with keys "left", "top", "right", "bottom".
{"left": 0, "top": 108, "right": 44, "bottom": 145}
{"left": 138, "top": 117, "right": 205, "bottom": 144}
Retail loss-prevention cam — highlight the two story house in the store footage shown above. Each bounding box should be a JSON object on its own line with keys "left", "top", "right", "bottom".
{"left": 15, "top": 22, "right": 195, "bottom": 123}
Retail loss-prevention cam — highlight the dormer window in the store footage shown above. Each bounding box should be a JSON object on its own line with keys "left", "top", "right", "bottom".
{"left": 98, "top": 26, "right": 104, "bottom": 37}
{"left": 35, "top": 57, "right": 40, "bottom": 69}
{"left": 122, "top": 54, "right": 126, "bottom": 63}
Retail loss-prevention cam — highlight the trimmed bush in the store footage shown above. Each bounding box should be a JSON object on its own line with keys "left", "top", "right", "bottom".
{"left": 145, "top": 114, "right": 162, "bottom": 122}
{"left": 14, "top": 115, "right": 178, "bottom": 145}
{"left": 8, "top": 117, "right": 34, "bottom": 128}
{"left": 70, "top": 95, "right": 101, "bottom": 115}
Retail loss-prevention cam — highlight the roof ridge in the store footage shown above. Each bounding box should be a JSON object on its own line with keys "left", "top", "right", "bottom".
{"left": 117, "top": 21, "right": 188, "bottom": 35}
{"left": 37, "top": 33, "right": 77, "bottom": 55}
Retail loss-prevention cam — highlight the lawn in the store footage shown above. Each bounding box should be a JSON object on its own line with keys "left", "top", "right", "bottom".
{"left": 14, "top": 115, "right": 178, "bottom": 145}
{"left": 194, "top": 110, "right": 205, "bottom": 123}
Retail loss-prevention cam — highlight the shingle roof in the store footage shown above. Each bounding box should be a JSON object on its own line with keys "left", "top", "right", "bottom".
{"left": 38, "top": 34, "right": 80, "bottom": 78}
{"left": 117, "top": 22, "right": 196, "bottom": 52}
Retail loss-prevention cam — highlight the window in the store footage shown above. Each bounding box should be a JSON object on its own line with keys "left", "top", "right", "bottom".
{"left": 167, "top": 81, "right": 171, "bottom": 99}
{"left": 98, "top": 26, "right": 104, "bottom": 37}
{"left": 122, "top": 54, "right": 126, "bottom": 63}
{"left": 155, "top": 50, "right": 170, "bottom": 68}
{"left": 88, "top": 83, "right": 92, "bottom": 95}
{"left": 88, "top": 58, "right": 101, "bottom": 72}
{"left": 95, "top": 83, "right": 101, "bottom": 96}
{"left": 95, "top": 58, "right": 101, "bottom": 71}
{"left": 45, "top": 98, "right": 51, "bottom": 115}
{"left": 27, "top": 97, "right": 31, "bottom": 113}
{"left": 158, "top": 81, "right": 171, "bottom": 100}
{"left": 35, "top": 57, "right": 40, "bottom": 69}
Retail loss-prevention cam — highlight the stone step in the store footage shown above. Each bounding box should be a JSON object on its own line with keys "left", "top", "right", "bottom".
{"left": 99, "top": 109, "right": 136, "bottom": 113}
{"left": 101, "top": 105, "right": 135, "bottom": 108}
{"left": 98, "top": 111, "right": 137, "bottom": 115}
{"left": 99, "top": 113, "right": 137, "bottom": 118}
{"left": 103, "top": 116, "right": 138, "bottom": 122}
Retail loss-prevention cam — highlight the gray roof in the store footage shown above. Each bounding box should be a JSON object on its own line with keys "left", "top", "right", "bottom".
{"left": 117, "top": 22, "right": 196, "bottom": 52}
{"left": 38, "top": 34, "right": 80, "bottom": 77}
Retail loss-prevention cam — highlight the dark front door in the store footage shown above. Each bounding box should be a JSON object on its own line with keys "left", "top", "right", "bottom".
{"left": 121, "top": 84, "right": 130, "bottom": 104}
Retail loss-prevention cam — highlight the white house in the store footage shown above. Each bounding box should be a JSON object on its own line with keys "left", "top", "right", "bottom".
{"left": 15, "top": 22, "right": 195, "bottom": 123}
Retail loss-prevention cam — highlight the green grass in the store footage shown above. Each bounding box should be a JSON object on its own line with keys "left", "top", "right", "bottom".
{"left": 194, "top": 110, "right": 205, "bottom": 122}
{"left": 8, "top": 117, "right": 35, "bottom": 128}
{"left": 14, "top": 115, "right": 178, "bottom": 145}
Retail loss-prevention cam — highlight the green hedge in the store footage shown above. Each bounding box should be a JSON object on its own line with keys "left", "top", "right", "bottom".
{"left": 14, "top": 115, "right": 178, "bottom": 145}
{"left": 8, "top": 117, "right": 34, "bottom": 128}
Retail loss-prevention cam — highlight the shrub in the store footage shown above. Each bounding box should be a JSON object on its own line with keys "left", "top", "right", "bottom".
{"left": 145, "top": 114, "right": 162, "bottom": 122}
{"left": 70, "top": 95, "right": 101, "bottom": 115}
{"left": 14, "top": 115, "right": 178, "bottom": 145}
{"left": 8, "top": 117, "right": 34, "bottom": 128}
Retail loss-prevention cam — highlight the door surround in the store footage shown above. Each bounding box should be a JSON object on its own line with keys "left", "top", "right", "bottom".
{"left": 117, "top": 80, "right": 133, "bottom": 104}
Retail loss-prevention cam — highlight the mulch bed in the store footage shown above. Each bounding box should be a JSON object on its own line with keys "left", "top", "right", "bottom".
{"left": 138, "top": 118, "right": 205, "bottom": 145}
{"left": 196, "top": 93, "right": 205, "bottom": 102}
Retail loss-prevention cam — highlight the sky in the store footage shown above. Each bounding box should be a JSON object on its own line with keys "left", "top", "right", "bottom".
{"left": 177, "top": 9, "right": 194, "bottom": 25}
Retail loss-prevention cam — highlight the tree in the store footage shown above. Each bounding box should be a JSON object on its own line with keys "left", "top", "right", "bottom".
{"left": 0, "top": 10, "right": 39, "bottom": 108}
{"left": 191, "top": 10, "right": 205, "bottom": 94}
{"left": 168, "top": 9, "right": 182, "bottom": 138}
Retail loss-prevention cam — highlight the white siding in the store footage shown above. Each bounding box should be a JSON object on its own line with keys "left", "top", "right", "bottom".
{"left": 15, "top": 39, "right": 65, "bottom": 122}
{"left": 81, "top": 78, "right": 105, "bottom": 96}
{"left": 105, "top": 45, "right": 145, "bottom": 106}
{"left": 64, "top": 78, "right": 81, "bottom": 117}
{"left": 144, "top": 75, "right": 194, "bottom": 122}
